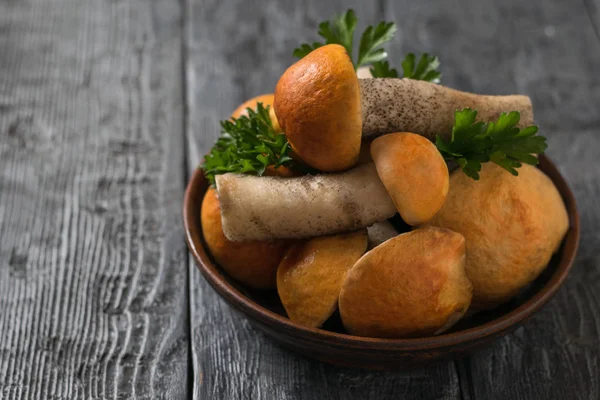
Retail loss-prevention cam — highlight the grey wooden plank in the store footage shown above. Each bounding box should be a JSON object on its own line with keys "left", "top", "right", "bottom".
{"left": 0, "top": 0, "right": 189, "bottom": 398}
{"left": 184, "top": 1, "right": 462, "bottom": 399}
{"left": 381, "top": 0, "right": 600, "bottom": 398}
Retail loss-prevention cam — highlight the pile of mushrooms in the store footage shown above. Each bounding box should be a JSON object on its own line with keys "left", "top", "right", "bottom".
{"left": 204, "top": 44, "right": 568, "bottom": 338}
{"left": 216, "top": 44, "right": 533, "bottom": 241}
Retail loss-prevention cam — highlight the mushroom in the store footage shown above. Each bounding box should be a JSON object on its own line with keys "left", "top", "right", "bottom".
{"left": 277, "top": 230, "right": 368, "bottom": 328}
{"left": 339, "top": 227, "right": 473, "bottom": 338}
{"left": 426, "top": 163, "right": 569, "bottom": 310}
{"left": 274, "top": 44, "right": 533, "bottom": 171}
{"left": 370, "top": 132, "right": 449, "bottom": 225}
{"left": 216, "top": 163, "right": 396, "bottom": 241}
{"left": 366, "top": 221, "right": 399, "bottom": 249}
{"left": 360, "top": 77, "right": 533, "bottom": 140}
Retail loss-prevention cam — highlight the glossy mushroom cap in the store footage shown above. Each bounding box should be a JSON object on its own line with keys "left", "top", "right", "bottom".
{"left": 427, "top": 163, "right": 569, "bottom": 309}
{"left": 274, "top": 44, "right": 362, "bottom": 172}
{"left": 277, "top": 230, "right": 368, "bottom": 328}
{"left": 339, "top": 227, "right": 472, "bottom": 338}
{"left": 370, "top": 132, "right": 449, "bottom": 225}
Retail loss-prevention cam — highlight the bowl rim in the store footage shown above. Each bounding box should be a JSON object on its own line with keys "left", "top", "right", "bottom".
{"left": 183, "top": 155, "right": 580, "bottom": 350}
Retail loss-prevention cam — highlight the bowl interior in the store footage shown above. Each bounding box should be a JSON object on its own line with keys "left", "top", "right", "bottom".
{"left": 184, "top": 155, "right": 580, "bottom": 345}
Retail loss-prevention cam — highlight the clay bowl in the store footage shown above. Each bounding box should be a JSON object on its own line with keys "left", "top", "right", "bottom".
{"left": 183, "top": 155, "right": 579, "bottom": 369}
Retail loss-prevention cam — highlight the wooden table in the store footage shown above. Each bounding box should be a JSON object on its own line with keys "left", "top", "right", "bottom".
{"left": 1, "top": 0, "right": 599, "bottom": 398}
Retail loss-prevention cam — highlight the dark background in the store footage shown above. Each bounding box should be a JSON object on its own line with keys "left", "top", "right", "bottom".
{"left": 1, "top": 0, "right": 599, "bottom": 399}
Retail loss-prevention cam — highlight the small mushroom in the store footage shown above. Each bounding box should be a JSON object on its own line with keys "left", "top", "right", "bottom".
{"left": 370, "top": 132, "right": 449, "bottom": 226}
{"left": 339, "top": 227, "right": 473, "bottom": 338}
{"left": 277, "top": 230, "right": 368, "bottom": 328}
{"left": 275, "top": 44, "right": 533, "bottom": 171}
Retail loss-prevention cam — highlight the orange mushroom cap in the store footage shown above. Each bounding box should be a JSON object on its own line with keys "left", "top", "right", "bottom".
{"left": 274, "top": 44, "right": 362, "bottom": 172}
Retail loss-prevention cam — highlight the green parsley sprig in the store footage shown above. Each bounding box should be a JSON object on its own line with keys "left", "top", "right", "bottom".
{"left": 401, "top": 53, "right": 441, "bottom": 82}
{"left": 293, "top": 9, "right": 396, "bottom": 70}
{"left": 435, "top": 109, "right": 547, "bottom": 180}
{"left": 293, "top": 9, "right": 441, "bottom": 83}
{"left": 356, "top": 20, "right": 397, "bottom": 67}
{"left": 369, "top": 60, "right": 398, "bottom": 78}
{"left": 202, "top": 103, "right": 297, "bottom": 185}
{"left": 370, "top": 53, "right": 441, "bottom": 83}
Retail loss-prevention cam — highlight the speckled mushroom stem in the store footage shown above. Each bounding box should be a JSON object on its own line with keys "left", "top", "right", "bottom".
{"left": 359, "top": 78, "right": 534, "bottom": 140}
{"left": 216, "top": 163, "right": 397, "bottom": 242}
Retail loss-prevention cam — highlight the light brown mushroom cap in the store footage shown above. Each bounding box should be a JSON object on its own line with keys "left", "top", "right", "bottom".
{"left": 277, "top": 230, "right": 368, "bottom": 328}
{"left": 274, "top": 44, "right": 362, "bottom": 172}
{"left": 370, "top": 132, "right": 449, "bottom": 225}
{"left": 201, "top": 188, "right": 288, "bottom": 289}
{"left": 426, "top": 163, "right": 569, "bottom": 309}
{"left": 339, "top": 227, "right": 472, "bottom": 338}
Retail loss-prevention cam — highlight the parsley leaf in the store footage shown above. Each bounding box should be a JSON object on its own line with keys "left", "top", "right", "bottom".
{"left": 435, "top": 108, "right": 547, "bottom": 180}
{"left": 293, "top": 10, "right": 443, "bottom": 82}
{"left": 371, "top": 54, "right": 442, "bottom": 82}
{"left": 370, "top": 60, "right": 399, "bottom": 78}
{"left": 356, "top": 21, "right": 397, "bottom": 67}
{"left": 293, "top": 9, "right": 396, "bottom": 70}
{"left": 293, "top": 10, "right": 357, "bottom": 61}
{"left": 202, "top": 103, "right": 298, "bottom": 185}
{"left": 293, "top": 42, "right": 323, "bottom": 59}
{"left": 402, "top": 53, "right": 441, "bottom": 83}
{"left": 322, "top": 9, "right": 357, "bottom": 58}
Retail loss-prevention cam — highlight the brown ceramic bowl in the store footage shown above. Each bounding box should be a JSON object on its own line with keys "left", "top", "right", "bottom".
{"left": 183, "top": 155, "right": 579, "bottom": 369}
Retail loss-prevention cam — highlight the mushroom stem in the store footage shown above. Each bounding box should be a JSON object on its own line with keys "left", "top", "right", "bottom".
{"left": 359, "top": 78, "right": 534, "bottom": 140}
{"left": 367, "top": 221, "right": 398, "bottom": 249}
{"left": 216, "top": 163, "right": 396, "bottom": 241}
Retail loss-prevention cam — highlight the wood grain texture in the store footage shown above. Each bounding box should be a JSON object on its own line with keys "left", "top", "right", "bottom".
{"left": 184, "top": 1, "right": 461, "bottom": 399}
{"left": 381, "top": 0, "right": 600, "bottom": 398}
{"left": 0, "top": 0, "right": 189, "bottom": 399}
